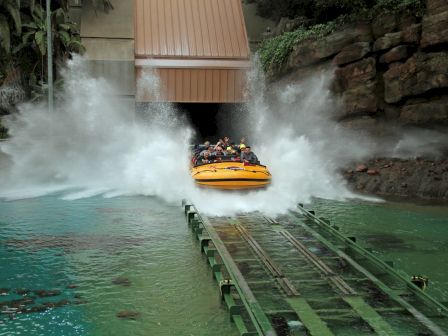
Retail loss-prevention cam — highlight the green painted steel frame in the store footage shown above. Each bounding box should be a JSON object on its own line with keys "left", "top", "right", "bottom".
{"left": 182, "top": 201, "right": 275, "bottom": 336}
{"left": 293, "top": 204, "right": 448, "bottom": 336}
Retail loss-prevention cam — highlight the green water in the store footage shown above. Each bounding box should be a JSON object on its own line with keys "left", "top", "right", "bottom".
{"left": 0, "top": 196, "right": 238, "bottom": 336}
{"left": 1, "top": 196, "right": 447, "bottom": 335}
{"left": 311, "top": 199, "right": 448, "bottom": 303}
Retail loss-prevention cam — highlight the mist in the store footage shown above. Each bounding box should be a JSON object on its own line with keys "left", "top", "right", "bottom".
{"left": 1, "top": 56, "right": 445, "bottom": 215}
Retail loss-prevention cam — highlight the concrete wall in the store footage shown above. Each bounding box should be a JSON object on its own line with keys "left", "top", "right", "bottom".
{"left": 78, "top": 0, "right": 135, "bottom": 102}
{"left": 241, "top": 2, "right": 275, "bottom": 51}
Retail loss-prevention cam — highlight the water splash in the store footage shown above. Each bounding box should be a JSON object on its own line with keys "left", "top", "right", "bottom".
{"left": 188, "top": 62, "right": 362, "bottom": 216}
{"left": 0, "top": 57, "right": 193, "bottom": 202}
{"left": 0, "top": 56, "right": 370, "bottom": 215}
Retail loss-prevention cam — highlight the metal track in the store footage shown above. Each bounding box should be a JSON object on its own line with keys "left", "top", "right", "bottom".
{"left": 182, "top": 201, "right": 448, "bottom": 336}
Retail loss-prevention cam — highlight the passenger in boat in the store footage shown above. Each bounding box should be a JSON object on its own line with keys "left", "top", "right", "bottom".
{"left": 239, "top": 137, "right": 247, "bottom": 150}
{"left": 199, "top": 152, "right": 212, "bottom": 164}
{"left": 240, "top": 146, "right": 259, "bottom": 164}
{"left": 223, "top": 136, "right": 231, "bottom": 148}
{"left": 215, "top": 136, "right": 231, "bottom": 150}
{"left": 196, "top": 141, "right": 210, "bottom": 152}
{"left": 200, "top": 145, "right": 214, "bottom": 157}
{"left": 226, "top": 146, "right": 237, "bottom": 155}
{"left": 213, "top": 146, "right": 226, "bottom": 158}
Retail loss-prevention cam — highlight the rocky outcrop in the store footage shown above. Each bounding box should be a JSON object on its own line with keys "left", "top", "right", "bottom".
{"left": 266, "top": 0, "right": 448, "bottom": 202}
{"left": 345, "top": 158, "right": 448, "bottom": 201}
{"left": 333, "top": 42, "right": 371, "bottom": 66}
{"left": 272, "top": 25, "right": 372, "bottom": 77}
{"left": 372, "top": 14, "right": 398, "bottom": 38}
{"left": 421, "top": 10, "right": 448, "bottom": 47}
{"left": 427, "top": 0, "right": 448, "bottom": 15}
{"left": 268, "top": 0, "right": 448, "bottom": 129}
{"left": 341, "top": 81, "right": 378, "bottom": 117}
{"left": 383, "top": 52, "right": 448, "bottom": 103}
{"left": 379, "top": 46, "right": 409, "bottom": 63}
{"left": 373, "top": 32, "right": 402, "bottom": 52}
{"left": 334, "top": 57, "right": 376, "bottom": 92}
{"left": 400, "top": 97, "right": 448, "bottom": 124}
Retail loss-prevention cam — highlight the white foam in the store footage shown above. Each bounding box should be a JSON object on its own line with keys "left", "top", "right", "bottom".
{"left": 0, "top": 57, "right": 379, "bottom": 215}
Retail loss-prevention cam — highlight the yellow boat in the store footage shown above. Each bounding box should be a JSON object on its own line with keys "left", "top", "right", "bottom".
{"left": 191, "top": 161, "right": 272, "bottom": 190}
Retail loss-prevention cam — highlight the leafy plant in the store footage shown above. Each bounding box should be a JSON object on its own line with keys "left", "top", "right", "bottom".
{"left": 0, "top": 120, "right": 8, "bottom": 138}
{"left": 372, "top": 0, "right": 426, "bottom": 17}
{"left": 19, "top": 4, "right": 85, "bottom": 58}
{"left": 0, "top": 0, "right": 22, "bottom": 53}
{"left": 253, "top": 0, "right": 425, "bottom": 22}
{"left": 257, "top": 0, "right": 426, "bottom": 72}
{"left": 259, "top": 21, "right": 337, "bottom": 71}
{"left": 90, "top": 0, "right": 114, "bottom": 13}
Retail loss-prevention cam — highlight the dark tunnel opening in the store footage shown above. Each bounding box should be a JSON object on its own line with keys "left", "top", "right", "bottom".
{"left": 176, "top": 103, "right": 248, "bottom": 142}
{"left": 135, "top": 102, "right": 248, "bottom": 143}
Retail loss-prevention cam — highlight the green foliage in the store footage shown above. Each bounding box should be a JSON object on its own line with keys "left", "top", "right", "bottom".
{"left": 90, "top": 0, "right": 114, "bottom": 13}
{"left": 253, "top": 0, "right": 425, "bottom": 22}
{"left": 18, "top": 4, "right": 85, "bottom": 57}
{"left": 257, "top": 0, "right": 426, "bottom": 72}
{"left": 0, "top": 118, "right": 8, "bottom": 139}
{"left": 259, "top": 21, "right": 337, "bottom": 71}
{"left": 372, "top": 0, "right": 426, "bottom": 17}
{"left": 0, "top": 0, "right": 22, "bottom": 53}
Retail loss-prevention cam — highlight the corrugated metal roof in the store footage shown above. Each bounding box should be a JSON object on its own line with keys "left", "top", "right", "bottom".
{"left": 136, "top": 68, "right": 248, "bottom": 102}
{"left": 134, "top": 0, "right": 250, "bottom": 59}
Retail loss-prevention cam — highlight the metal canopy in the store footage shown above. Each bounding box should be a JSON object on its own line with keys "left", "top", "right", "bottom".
{"left": 134, "top": 0, "right": 250, "bottom": 103}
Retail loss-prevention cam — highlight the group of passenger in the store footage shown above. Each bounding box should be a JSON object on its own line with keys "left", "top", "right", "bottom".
{"left": 192, "top": 136, "right": 259, "bottom": 165}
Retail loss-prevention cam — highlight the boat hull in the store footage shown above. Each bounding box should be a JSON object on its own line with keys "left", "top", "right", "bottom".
{"left": 191, "top": 162, "right": 271, "bottom": 190}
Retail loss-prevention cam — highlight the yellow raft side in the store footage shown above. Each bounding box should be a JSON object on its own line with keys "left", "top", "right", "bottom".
{"left": 191, "top": 161, "right": 272, "bottom": 190}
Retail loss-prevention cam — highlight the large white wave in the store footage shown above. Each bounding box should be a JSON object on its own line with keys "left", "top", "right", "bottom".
{"left": 0, "top": 56, "right": 367, "bottom": 215}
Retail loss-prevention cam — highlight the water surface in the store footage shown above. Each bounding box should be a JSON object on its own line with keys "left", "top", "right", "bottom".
{"left": 1, "top": 195, "right": 447, "bottom": 335}
{"left": 0, "top": 196, "right": 237, "bottom": 336}
{"left": 312, "top": 198, "right": 448, "bottom": 302}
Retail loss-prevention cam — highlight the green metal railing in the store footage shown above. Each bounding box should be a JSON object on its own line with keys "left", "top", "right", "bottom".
{"left": 182, "top": 200, "right": 448, "bottom": 336}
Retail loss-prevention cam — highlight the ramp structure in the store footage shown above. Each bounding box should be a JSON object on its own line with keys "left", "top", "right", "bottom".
{"left": 134, "top": 0, "right": 251, "bottom": 103}
{"left": 183, "top": 201, "right": 448, "bottom": 336}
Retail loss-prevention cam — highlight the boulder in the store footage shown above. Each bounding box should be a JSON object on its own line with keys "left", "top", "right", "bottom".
{"left": 372, "top": 14, "right": 398, "bottom": 38}
{"left": 334, "top": 57, "right": 376, "bottom": 92}
{"left": 384, "top": 105, "right": 400, "bottom": 120}
{"left": 373, "top": 32, "right": 402, "bottom": 52}
{"left": 274, "top": 17, "right": 305, "bottom": 35}
{"left": 379, "top": 46, "right": 409, "bottom": 64}
{"left": 15, "top": 288, "right": 30, "bottom": 295}
{"left": 426, "top": 0, "right": 448, "bottom": 15}
{"left": 112, "top": 277, "right": 131, "bottom": 286}
{"left": 401, "top": 24, "right": 422, "bottom": 44}
{"left": 333, "top": 42, "right": 371, "bottom": 66}
{"left": 399, "top": 15, "right": 418, "bottom": 30}
{"left": 33, "top": 290, "right": 61, "bottom": 297}
{"left": 288, "top": 25, "right": 371, "bottom": 69}
{"left": 116, "top": 310, "right": 140, "bottom": 319}
{"left": 383, "top": 52, "right": 448, "bottom": 103}
{"left": 356, "top": 164, "right": 369, "bottom": 172}
{"left": 421, "top": 11, "right": 448, "bottom": 48}
{"left": 400, "top": 98, "right": 448, "bottom": 124}
{"left": 24, "top": 305, "right": 47, "bottom": 313}
{"left": 340, "top": 116, "right": 377, "bottom": 133}
{"left": 367, "top": 169, "right": 380, "bottom": 175}
{"left": 341, "top": 81, "right": 378, "bottom": 117}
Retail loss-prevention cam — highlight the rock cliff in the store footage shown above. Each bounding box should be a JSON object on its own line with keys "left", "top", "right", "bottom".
{"left": 265, "top": 0, "right": 448, "bottom": 201}
{"left": 267, "top": 0, "right": 448, "bottom": 130}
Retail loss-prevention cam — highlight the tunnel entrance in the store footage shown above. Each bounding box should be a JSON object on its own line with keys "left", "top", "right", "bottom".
{"left": 176, "top": 103, "right": 247, "bottom": 142}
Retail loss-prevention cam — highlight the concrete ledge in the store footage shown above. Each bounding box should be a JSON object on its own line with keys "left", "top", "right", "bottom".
{"left": 82, "top": 38, "right": 134, "bottom": 61}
